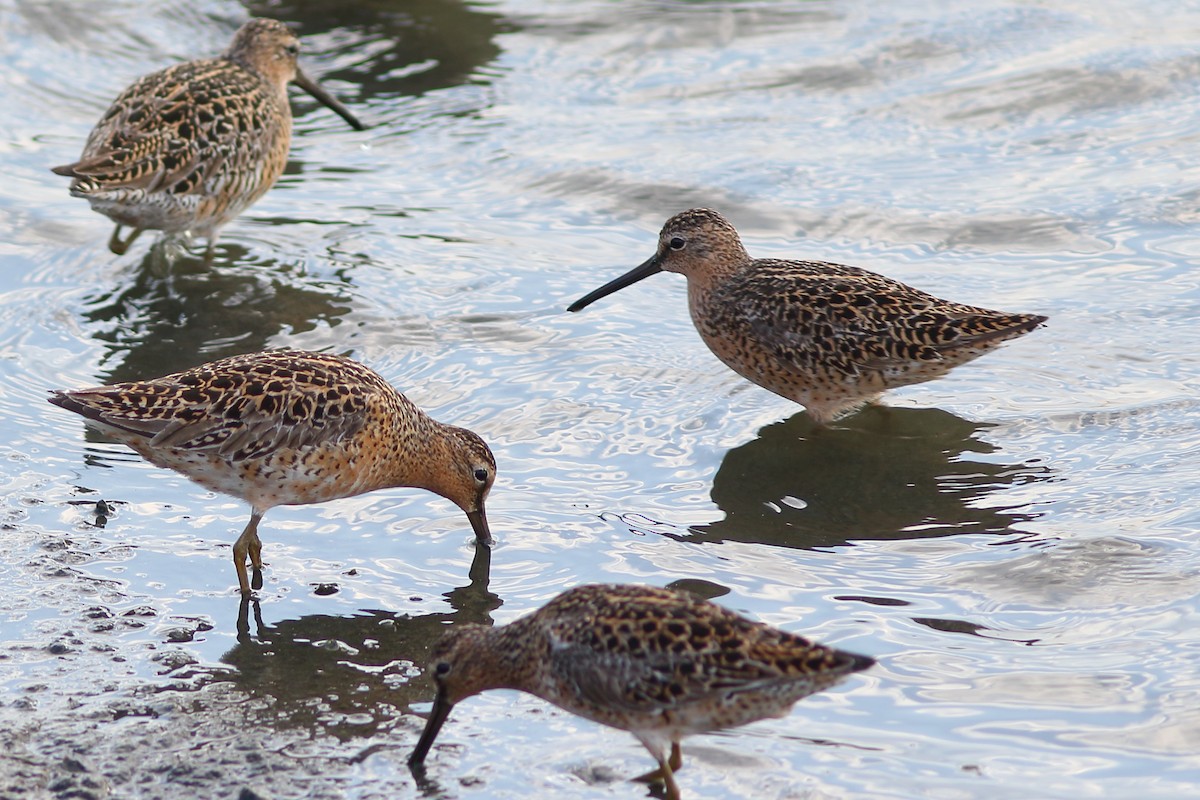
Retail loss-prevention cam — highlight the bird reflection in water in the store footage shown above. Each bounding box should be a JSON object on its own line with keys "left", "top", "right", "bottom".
{"left": 80, "top": 241, "right": 353, "bottom": 385}
{"left": 694, "top": 406, "right": 1051, "bottom": 549}
{"left": 229, "top": 543, "right": 497, "bottom": 752}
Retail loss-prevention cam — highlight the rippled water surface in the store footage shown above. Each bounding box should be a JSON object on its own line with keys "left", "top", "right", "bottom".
{"left": 3, "top": 0, "right": 1199, "bottom": 797}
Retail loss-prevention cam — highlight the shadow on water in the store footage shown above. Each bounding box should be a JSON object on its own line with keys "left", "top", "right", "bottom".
{"left": 223, "top": 545, "right": 498, "bottom": 740}
{"left": 245, "top": 0, "right": 514, "bottom": 100}
{"left": 692, "top": 406, "right": 1052, "bottom": 549}
{"left": 79, "top": 243, "right": 352, "bottom": 384}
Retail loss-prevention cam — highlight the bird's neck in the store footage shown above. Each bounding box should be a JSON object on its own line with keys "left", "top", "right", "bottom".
{"left": 478, "top": 619, "right": 545, "bottom": 693}
{"left": 388, "top": 417, "right": 466, "bottom": 506}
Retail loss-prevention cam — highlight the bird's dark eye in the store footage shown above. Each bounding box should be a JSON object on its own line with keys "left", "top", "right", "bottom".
{"left": 285, "top": 43, "right": 299, "bottom": 57}
{"left": 435, "top": 661, "right": 451, "bottom": 676}
{"left": 668, "top": 236, "right": 686, "bottom": 250}
{"left": 473, "top": 468, "right": 489, "bottom": 483}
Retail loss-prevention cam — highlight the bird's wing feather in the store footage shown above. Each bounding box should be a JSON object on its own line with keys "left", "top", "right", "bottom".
{"left": 49, "top": 355, "right": 379, "bottom": 462}
{"left": 58, "top": 59, "right": 274, "bottom": 199}
{"left": 730, "top": 260, "right": 1036, "bottom": 378}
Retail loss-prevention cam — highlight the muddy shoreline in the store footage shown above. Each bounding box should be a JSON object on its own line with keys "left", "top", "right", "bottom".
{"left": 0, "top": 523, "right": 501, "bottom": 800}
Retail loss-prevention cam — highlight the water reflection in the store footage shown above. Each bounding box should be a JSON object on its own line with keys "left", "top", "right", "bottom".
{"left": 245, "top": 0, "right": 512, "bottom": 100}
{"left": 80, "top": 243, "right": 352, "bottom": 383}
{"left": 225, "top": 544, "right": 498, "bottom": 738}
{"left": 695, "top": 406, "right": 1050, "bottom": 548}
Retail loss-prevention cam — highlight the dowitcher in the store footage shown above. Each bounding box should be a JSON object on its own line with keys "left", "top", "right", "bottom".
{"left": 568, "top": 208, "right": 1047, "bottom": 425}
{"left": 408, "top": 583, "right": 873, "bottom": 799}
{"left": 48, "top": 350, "right": 495, "bottom": 595}
{"left": 52, "top": 18, "right": 364, "bottom": 258}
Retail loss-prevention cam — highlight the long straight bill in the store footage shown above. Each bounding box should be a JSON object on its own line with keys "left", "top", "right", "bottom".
{"left": 408, "top": 690, "right": 454, "bottom": 766}
{"left": 567, "top": 254, "right": 663, "bottom": 312}
{"left": 467, "top": 506, "right": 492, "bottom": 547}
{"left": 295, "top": 68, "right": 366, "bottom": 130}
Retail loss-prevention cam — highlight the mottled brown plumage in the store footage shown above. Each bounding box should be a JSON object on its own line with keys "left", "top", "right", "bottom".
{"left": 52, "top": 18, "right": 364, "bottom": 257}
{"left": 569, "top": 208, "right": 1047, "bottom": 424}
{"left": 48, "top": 350, "right": 495, "bottom": 595}
{"left": 409, "top": 583, "right": 873, "bottom": 799}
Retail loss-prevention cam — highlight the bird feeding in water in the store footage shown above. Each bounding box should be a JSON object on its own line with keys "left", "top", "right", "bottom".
{"left": 52, "top": 18, "right": 365, "bottom": 258}
{"left": 408, "top": 583, "right": 874, "bottom": 800}
{"left": 48, "top": 350, "right": 495, "bottom": 595}
{"left": 568, "top": 208, "right": 1046, "bottom": 425}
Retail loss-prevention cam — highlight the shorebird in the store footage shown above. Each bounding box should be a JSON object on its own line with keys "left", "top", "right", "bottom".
{"left": 52, "top": 18, "right": 364, "bottom": 258}
{"left": 568, "top": 208, "right": 1046, "bottom": 424}
{"left": 49, "top": 350, "right": 495, "bottom": 595}
{"left": 408, "top": 583, "right": 873, "bottom": 800}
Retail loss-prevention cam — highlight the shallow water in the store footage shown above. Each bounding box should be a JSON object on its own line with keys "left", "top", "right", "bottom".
{"left": 3, "top": 0, "right": 1200, "bottom": 797}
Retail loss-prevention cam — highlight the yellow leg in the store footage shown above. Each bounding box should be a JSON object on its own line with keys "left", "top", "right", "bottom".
{"left": 202, "top": 237, "right": 217, "bottom": 266}
{"left": 249, "top": 530, "right": 264, "bottom": 591}
{"left": 108, "top": 224, "right": 143, "bottom": 255}
{"left": 232, "top": 512, "right": 264, "bottom": 595}
{"left": 659, "top": 752, "right": 681, "bottom": 800}
{"left": 634, "top": 742, "right": 683, "bottom": 791}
